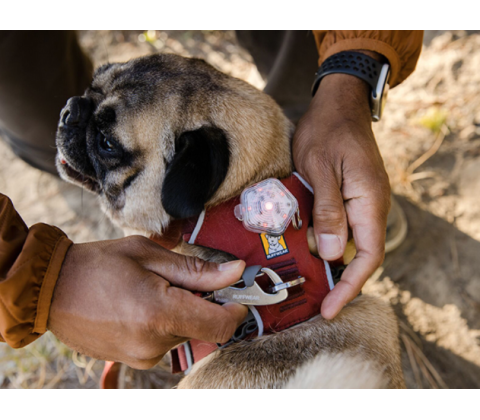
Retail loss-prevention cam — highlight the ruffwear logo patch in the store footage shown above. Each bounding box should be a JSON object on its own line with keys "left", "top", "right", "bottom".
{"left": 260, "top": 233, "right": 289, "bottom": 260}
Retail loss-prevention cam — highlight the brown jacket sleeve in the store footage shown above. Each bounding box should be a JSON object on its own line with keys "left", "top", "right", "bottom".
{"left": 0, "top": 193, "right": 72, "bottom": 348}
{"left": 312, "top": 30, "right": 424, "bottom": 87}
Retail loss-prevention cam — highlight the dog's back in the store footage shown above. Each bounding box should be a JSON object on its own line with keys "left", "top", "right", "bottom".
{"left": 177, "top": 295, "right": 405, "bottom": 389}
{"left": 284, "top": 353, "right": 387, "bottom": 389}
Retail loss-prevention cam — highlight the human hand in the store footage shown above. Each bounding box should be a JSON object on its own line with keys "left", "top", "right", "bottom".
{"left": 293, "top": 69, "right": 391, "bottom": 319}
{"left": 48, "top": 236, "right": 247, "bottom": 369}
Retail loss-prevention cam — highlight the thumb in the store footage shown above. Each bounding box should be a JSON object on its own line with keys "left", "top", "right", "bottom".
{"left": 311, "top": 166, "right": 348, "bottom": 261}
{"left": 146, "top": 250, "right": 246, "bottom": 292}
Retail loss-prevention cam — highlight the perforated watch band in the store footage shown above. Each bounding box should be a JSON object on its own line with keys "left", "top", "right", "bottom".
{"left": 311, "top": 51, "right": 384, "bottom": 97}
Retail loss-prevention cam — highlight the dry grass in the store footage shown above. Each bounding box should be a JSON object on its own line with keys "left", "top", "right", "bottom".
{"left": 0, "top": 332, "right": 104, "bottom": 389}
{"left": 389, "top": 110, "right": 449, "bottom": 201}
{"left": 399, "top": 322, "right": 448, "bottom": 389}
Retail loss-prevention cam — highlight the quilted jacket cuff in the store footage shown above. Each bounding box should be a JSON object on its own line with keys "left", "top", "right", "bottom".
{"left": 32, "top": 233, "right": 72, "bottom": 335}
{"left": 0, "top": 221, "right": 72, "bottom": 348}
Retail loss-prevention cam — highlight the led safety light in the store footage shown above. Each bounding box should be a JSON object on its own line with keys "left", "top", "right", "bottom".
{"left": 234, "top": 178, "right": 300, "bottom": 236}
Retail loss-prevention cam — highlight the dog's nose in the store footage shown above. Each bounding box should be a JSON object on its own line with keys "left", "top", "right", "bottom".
{"left": 61, "top": 96, "right": 92, "bottom": 127}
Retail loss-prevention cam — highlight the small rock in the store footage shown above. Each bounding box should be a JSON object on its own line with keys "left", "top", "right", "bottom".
{"left": 460, "top": 125, "right": 477, "bottom": 140}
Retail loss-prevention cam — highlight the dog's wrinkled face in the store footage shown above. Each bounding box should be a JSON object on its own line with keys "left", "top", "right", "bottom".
{"left": 56, "top": 54, "right": 293, "bottom": 234}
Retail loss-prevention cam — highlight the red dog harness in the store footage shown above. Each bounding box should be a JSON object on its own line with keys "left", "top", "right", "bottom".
{"left": 154, "top": 173, "right": 337, "bottom": 374}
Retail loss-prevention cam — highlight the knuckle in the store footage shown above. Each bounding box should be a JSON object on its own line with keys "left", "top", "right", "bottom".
{"left": 136, "top": 292, "right": 167, "bottom": 335}
{"left": 313, "top": 201, "right": 345, "bottom": 228}
{"left": 159, "top": 288, "right": 187, "bottom": 336}
{"left": 122, "top": 235, "right": 152, "bottom": 255}
{"left": 182, "top": 256, "right": 207, "bottom": 280}
{"left": 373, "top": 198, "right": 391, "bottom": 224}
{"left": 342, "top": 280, "right": 360, "bottom": 301}
{"left": 367, "top": 184, "right": 391, "bottom": 223}
{"left": 378, "top": 180, "right": 391, "bottom": 201}
{"left": 146, "top": 298, "right": 171, "bottom": 334}
{"left": 375, "top": 169, "right": 391, "bottom": 193}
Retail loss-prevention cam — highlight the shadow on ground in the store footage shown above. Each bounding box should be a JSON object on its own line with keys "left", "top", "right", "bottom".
{"left": 381, "top": 196, "right": 480, "bottom": 388}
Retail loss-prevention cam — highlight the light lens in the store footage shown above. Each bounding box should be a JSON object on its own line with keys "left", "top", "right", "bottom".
{"left": 234, "top": 178, "right": 298, "bottom": 236}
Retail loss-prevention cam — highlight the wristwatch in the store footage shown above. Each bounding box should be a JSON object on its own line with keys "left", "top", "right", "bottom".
{"left": 311, "top": 51, "right": 390, "bottom": 122}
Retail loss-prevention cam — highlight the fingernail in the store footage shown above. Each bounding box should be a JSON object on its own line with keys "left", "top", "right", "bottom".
{"left": 317, "top": 234, "right": 342, "bottom": 259}
{"left": 218, "top": 260, "right": 242, "bottom": 272}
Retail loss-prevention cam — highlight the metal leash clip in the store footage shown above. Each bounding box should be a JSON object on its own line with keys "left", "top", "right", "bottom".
{"left": 203, "top": 265, "right": 297, "bottom": 305}
{"left": 269, "top": 276, "right": 306, "bottom": 293}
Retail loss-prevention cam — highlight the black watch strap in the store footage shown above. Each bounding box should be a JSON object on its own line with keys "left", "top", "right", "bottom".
{"left": 311, "top": 51, "right": 384, "bottom": 97}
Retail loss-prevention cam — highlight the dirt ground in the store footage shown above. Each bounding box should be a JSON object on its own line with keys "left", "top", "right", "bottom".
{"left": 1, "top": 30, "right": 479, "bottom": 388}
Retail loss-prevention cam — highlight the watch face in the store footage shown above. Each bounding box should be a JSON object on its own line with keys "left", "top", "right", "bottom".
{"left": 372, "top": 64, "right": 390, "bottom": 122}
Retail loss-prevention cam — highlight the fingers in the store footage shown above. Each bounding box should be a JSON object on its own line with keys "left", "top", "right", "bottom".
{"left": 309, "top": 159, "right": 348, "bottom": 261}
{"left": 321, "top": 194, "right": 389, "bottom": 319}
{"left": 155, "top": 253, "right": 246, "bottom": 292}
{"left": 307, "top": 227, "right": 318, "bottom": 255}
{"left": 135, "top": 238, "right": 246, "bottom": 292}
{"left": 163, "top": 287, "right": 248, "bottom": 343}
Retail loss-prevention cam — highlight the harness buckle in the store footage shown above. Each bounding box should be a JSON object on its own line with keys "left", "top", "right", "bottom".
{"left": 204, "top": 265, "right": 289, "bottom": 305}
{"left": 216, "top": 308, "right": 259, "bottom": 349}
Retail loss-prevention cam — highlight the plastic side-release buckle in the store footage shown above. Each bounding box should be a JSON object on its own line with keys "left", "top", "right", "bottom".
{"left": 217, "top": 308, "right": 260, "bottom": 349}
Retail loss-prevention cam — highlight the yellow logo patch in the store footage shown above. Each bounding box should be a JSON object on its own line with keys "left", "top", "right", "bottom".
{"left": 260, "top": 233, "right": 289, "bottom": 260}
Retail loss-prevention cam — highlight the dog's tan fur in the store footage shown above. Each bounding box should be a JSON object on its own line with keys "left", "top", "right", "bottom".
{"left": 284, "top": 353, "right": 388, "bottom": 389}
{"left": 56, "top": 53, "right": 405, "bottom": 389}
{"left": 178, "top": 295, "right": 404, "bottom": 389}
{"left": 57, "top": 54, "right": 293, "bottom": 235}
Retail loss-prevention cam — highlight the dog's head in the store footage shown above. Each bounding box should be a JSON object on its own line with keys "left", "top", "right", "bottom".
{"left": 265, "top": 234, "right": 280, "bottom": 247}
{"left": 56, "top": 53, "right": 293, "bottom": 234}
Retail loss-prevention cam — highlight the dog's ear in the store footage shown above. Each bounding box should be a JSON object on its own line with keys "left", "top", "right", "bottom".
{"left": 161, "top": 126, "right": 230, "bottom": 219}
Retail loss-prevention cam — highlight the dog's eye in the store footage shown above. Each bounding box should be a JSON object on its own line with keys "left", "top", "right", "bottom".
{"left": 97, "top": 132, "right": 116, "bottom": 153}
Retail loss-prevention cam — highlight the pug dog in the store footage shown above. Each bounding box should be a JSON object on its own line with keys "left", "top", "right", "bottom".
{"left": 56, "top": 53, "right": 405, "bottom": 389}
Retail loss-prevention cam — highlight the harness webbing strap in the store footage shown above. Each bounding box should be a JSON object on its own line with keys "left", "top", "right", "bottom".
{"left": 168, "top": 173, "right": 336, "bottom": 374}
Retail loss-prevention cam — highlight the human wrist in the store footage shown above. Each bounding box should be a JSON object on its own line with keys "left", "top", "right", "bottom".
{"left": 47, "top": 244, "right": 78, "bottom": 331}
{"left": 310, "top": 73, "right": 372, "bottom": 126}
{"left": 311, "top": 49, "right": 387, "bottom": 123}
